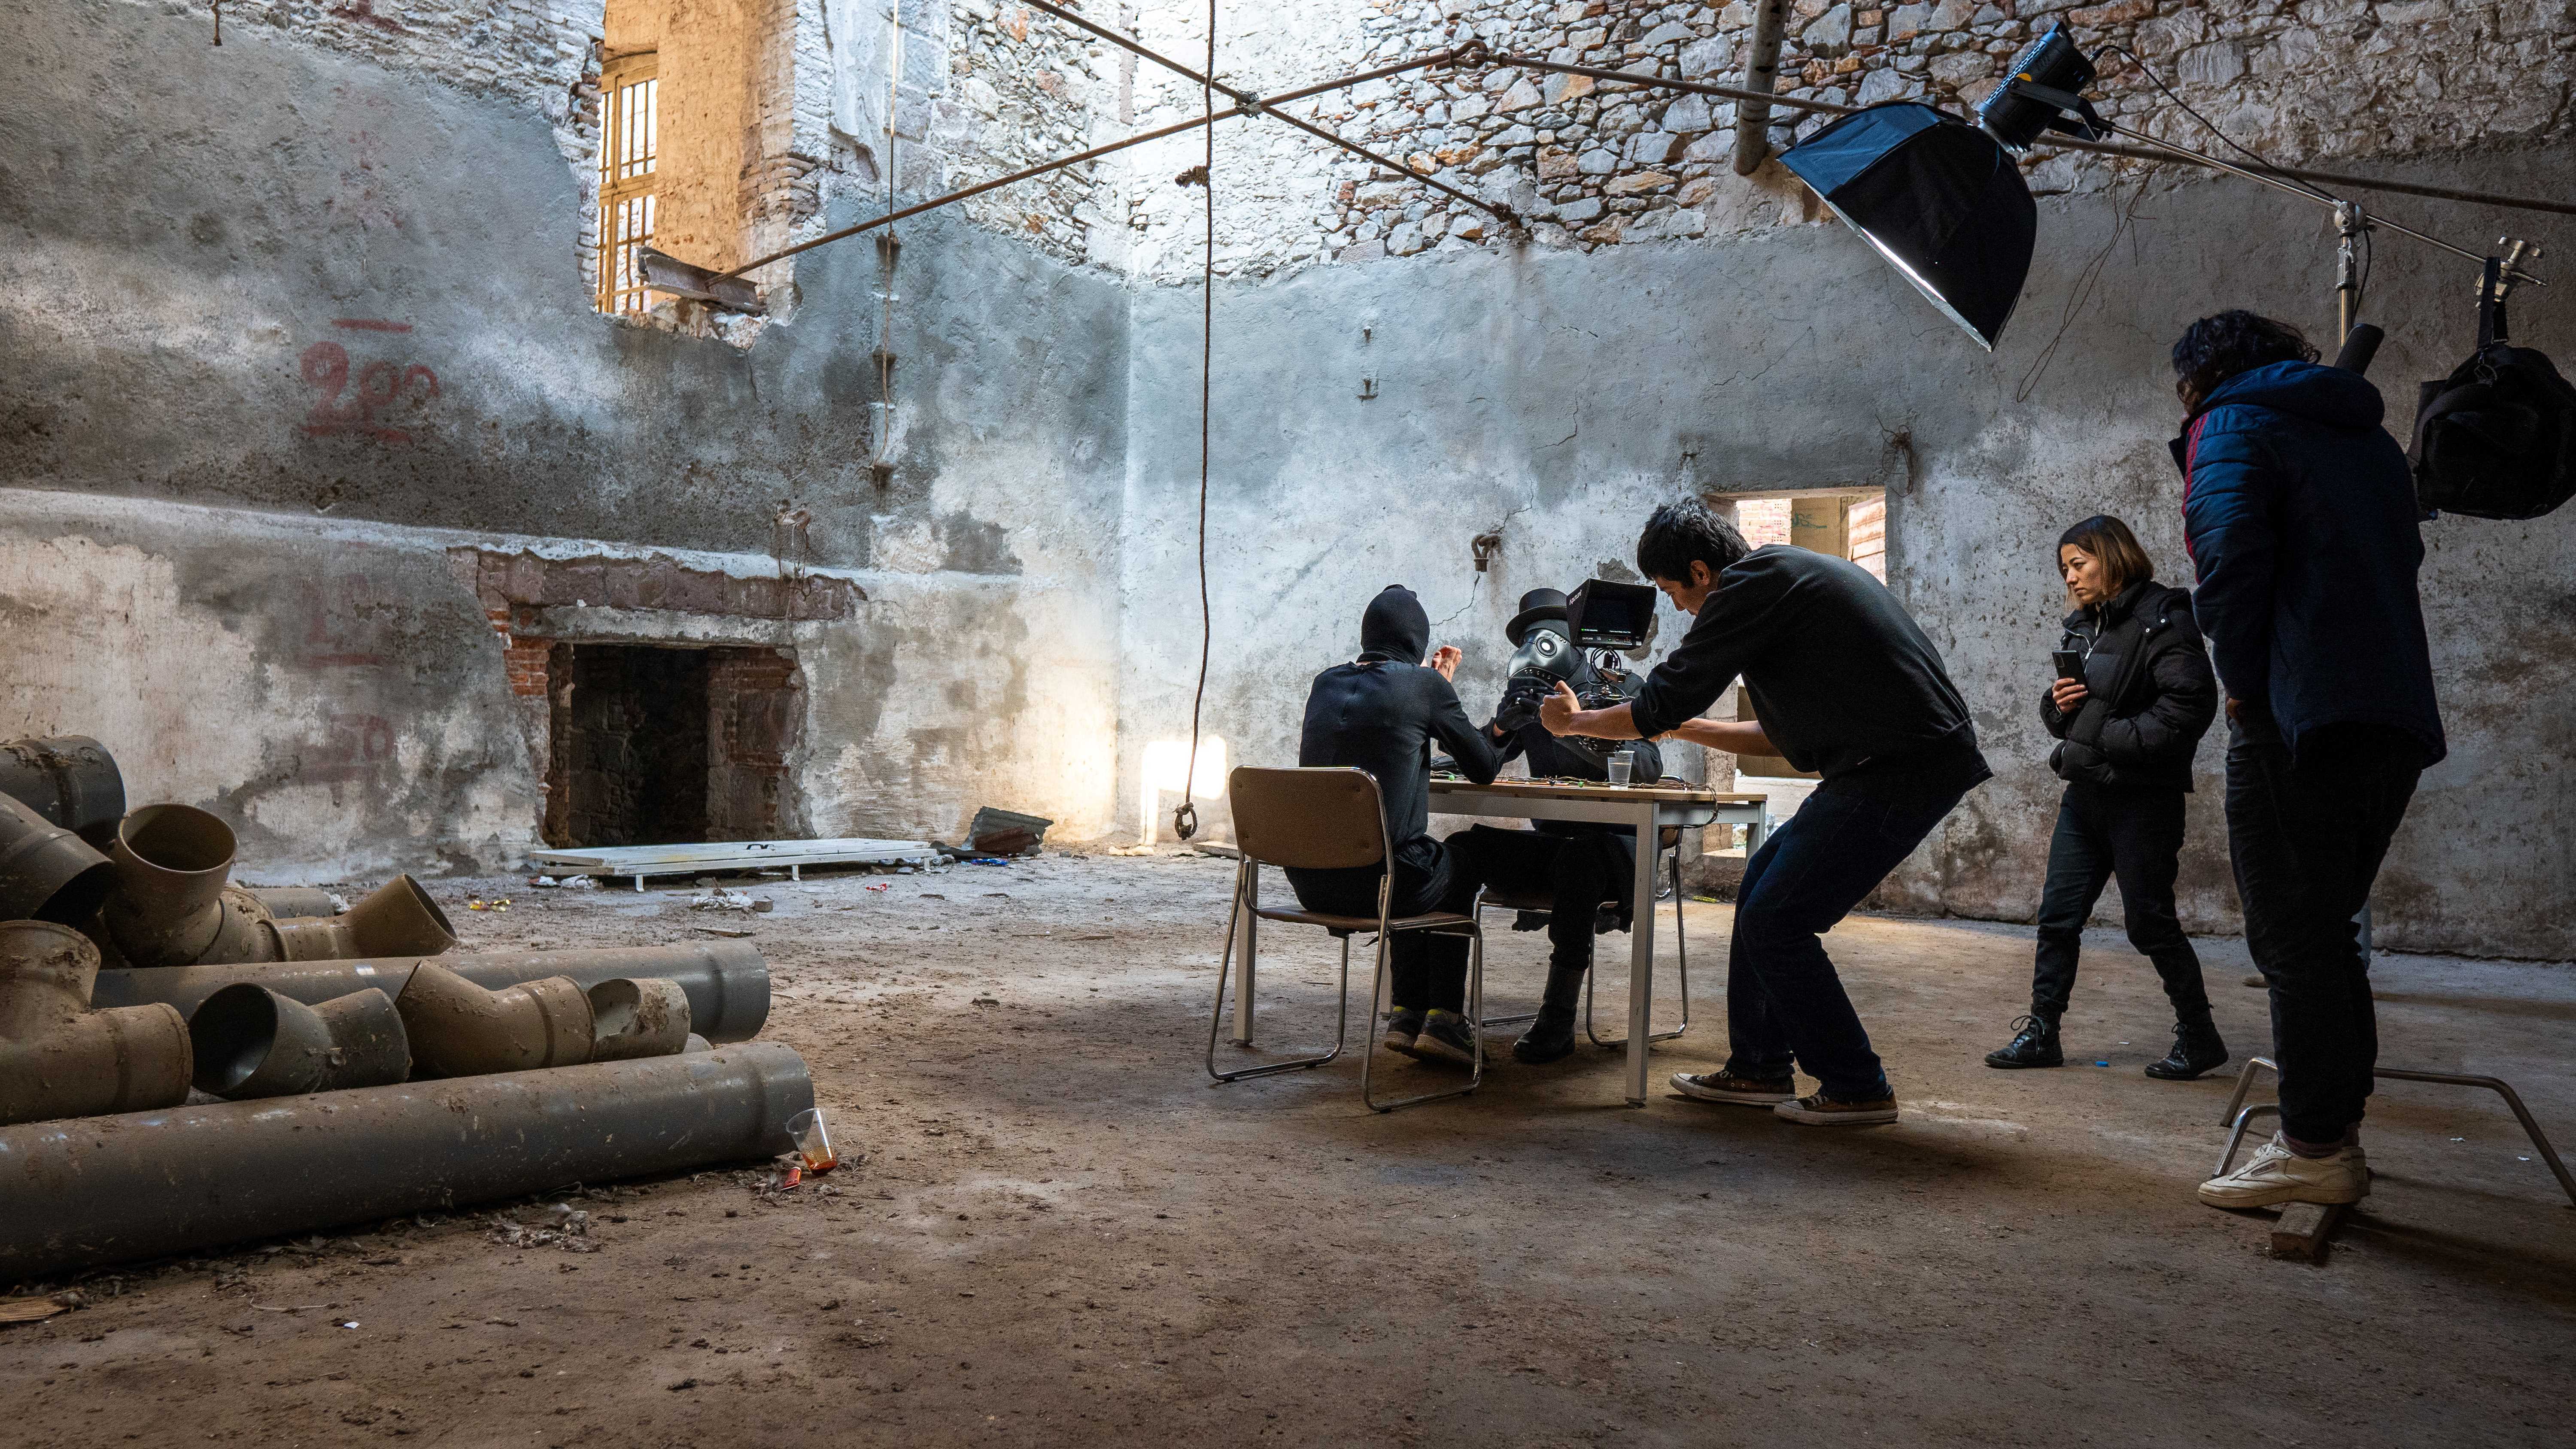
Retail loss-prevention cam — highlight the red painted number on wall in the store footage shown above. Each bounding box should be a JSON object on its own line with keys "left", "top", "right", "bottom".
{"left": 300, "top": 323, "right": 438, "bottom": 444}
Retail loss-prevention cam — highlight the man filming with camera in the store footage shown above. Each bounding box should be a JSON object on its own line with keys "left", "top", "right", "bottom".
{"left": 1541, "top": 499, "right": 1989, "bottom": 1125}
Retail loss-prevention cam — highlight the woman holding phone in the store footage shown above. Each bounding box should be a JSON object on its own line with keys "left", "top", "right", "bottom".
{"left": 1987, "top": 515, "right": 2226, "bottom": 1079}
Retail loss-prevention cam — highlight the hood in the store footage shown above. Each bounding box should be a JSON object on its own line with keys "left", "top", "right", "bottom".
{"left": 1358, "top": 585, "right": 1429, "bottom": 664}
{"left": 2198, "top": 360, "right": 2385, "bottom": 431}
{"left": 2061, "top": 577, "right": 2160, "bottom": 634}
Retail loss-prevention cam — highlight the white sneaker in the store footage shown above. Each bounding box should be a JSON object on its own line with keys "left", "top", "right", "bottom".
{"left": 2196, "top": 1132, "right": 2369, "bottom": 1209}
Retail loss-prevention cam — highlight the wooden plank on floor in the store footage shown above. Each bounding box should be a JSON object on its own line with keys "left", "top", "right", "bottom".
{"left": 2269, "top": 1200, "right": 2350, "bottom": 1262}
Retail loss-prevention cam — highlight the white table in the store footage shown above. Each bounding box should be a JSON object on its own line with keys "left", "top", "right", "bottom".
{"left": 1225, "top": 779, "right": 1769, "bottom": 1106}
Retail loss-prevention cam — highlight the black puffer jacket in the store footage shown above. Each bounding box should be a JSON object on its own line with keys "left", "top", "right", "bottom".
{"left": 2040, "top": 579, "right": 2219, "bottom": 792}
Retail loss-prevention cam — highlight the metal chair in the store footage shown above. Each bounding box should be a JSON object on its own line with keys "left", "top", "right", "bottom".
{"left": 1467, "top": 828, "right": 1690, "bottom": 1047}
{"left": 2215, "top": 1055, "right": 2576, "bottom": 1207}
{"left": 1206, "top": 766, "right": 1485, "bottom": 1113}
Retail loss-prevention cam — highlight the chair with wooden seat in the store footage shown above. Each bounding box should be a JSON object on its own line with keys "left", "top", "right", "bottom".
{"left": 1206, "top": 766, "right": 1485, "bottom": 1112}
{"left": 1468, "top": 827, "right": 1690, "bottom": 1047}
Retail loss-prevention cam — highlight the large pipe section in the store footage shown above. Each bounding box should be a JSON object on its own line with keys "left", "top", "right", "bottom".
{"left": 90, "top": 941, "right": 772, "bottom": 1043}
{"left": 0, "top": 1043, "right": 813, "bottom": 1280}
{"left": 98, "top": 804, "right": 273, "bottom": 967}
{"left": 0, "top": 736, "right": 125, "bottom": 849}
{"left": 1731, "top": 0, "right": 1790, "bottom": 176}
{"left": 244, "top": 888, "right": 342, "bottom": 920}
{"left": 188, "top": 985, "right": 410, "bottom": 1099}
{"left": 0, "top": 794, "right": 115, "bottom": 926}
{"left": 0, "top": 922, "right": 191, "bottom": 1128}
{"left": 586, "top": 977, "right": 693, "bottom": 1063}
{"left": 396, "top": 962, "right": 594, "bottom": 1077}
{"left": 264, "top": 876, "right": 454, "bottom": 960}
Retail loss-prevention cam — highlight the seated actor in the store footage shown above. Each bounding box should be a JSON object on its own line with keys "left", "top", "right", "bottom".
{"left": 1446, "top": 587, "right": 1664, "bottom": 1066}
{"left": 1543, "top": 500, "right": 1989, "bottom": 1126}
{"left": 1286, "top": 584, "right": 1504, "bottom": 1068}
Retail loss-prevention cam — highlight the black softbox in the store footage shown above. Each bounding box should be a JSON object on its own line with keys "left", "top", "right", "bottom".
{"left": 1782, "top": 103, "right": 2036, "bottom": 351}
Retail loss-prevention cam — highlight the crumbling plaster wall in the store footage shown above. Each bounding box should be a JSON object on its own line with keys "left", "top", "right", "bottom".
{"left": 1122, "top": 137, "right": 2576, "bottom": 959}
{"left": 0, "top": 1, "right": 1128, "bottom": 870}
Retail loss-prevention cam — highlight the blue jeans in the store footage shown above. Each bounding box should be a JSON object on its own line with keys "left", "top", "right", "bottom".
{"left": 1725, "top": 780, "right": 1970, "bottom": 1100}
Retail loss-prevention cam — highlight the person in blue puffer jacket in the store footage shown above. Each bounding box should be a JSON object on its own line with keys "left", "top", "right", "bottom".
{"left": 2171, "top": 311, "right": 2445, "bottom": 1214}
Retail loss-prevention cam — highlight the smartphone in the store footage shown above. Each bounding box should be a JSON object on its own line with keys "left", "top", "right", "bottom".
{"left": 2052, "top": 649, "right": 2086, "bottom": 681}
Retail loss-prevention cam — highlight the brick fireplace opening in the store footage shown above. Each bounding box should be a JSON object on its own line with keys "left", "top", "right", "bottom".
{"left": 541, "top": 643, "right": 804, "bottom": 848}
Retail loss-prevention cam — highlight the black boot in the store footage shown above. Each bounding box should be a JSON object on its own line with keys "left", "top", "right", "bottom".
{"left": 1984, "top": 1012, "right": 2063, "bottom": 1069}
{"left": 2144, "top": 1015, "right": 2228, "bottom": 1080}
{"left": 1512, "top": 966, "right": 1587, "bottom": 1065}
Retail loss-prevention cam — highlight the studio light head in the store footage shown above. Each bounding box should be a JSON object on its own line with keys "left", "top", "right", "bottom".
{"left": 1976, "top": 22, "right": 2110, "bottom": 153}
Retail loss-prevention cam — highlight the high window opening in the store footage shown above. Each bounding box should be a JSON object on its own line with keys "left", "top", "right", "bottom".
{"left": 596, "top": 53, "right": 662, "bottom": 314}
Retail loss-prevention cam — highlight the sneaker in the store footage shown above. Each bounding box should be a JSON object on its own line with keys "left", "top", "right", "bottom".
{"left": 1983, "top": 1013, "right": 2063, "bottom": 1069}
{"left": 2196, "top": 1132, "right": 2369, "bottom": 1208}
{"left": 1381, "top": 1008, "right": 1425, "bottom": 1057}
{"left": 1774, "top": 1091, "right": 1900, "bottom": 1126}
{"left": 1410, "top": 1009, "right": 1480, "bottom": 1068}
{"left": 1669, "top": 1070, "right": 1796, "bottom": 1106}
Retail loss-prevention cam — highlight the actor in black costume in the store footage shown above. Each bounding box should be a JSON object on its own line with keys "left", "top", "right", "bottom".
{"left": 1286, "top": 585, "right": 1503, "bottom": 1067}
{"left": 1451, "top": 588, "right": 1665, "bottom": 1065}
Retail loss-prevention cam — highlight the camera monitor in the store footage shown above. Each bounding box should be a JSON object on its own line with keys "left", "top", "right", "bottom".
{"left": 1565, "top": 578, "right": 1657, "bottom": 650}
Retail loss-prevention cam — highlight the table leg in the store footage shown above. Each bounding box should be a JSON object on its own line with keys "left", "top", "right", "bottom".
{"left": 1745, "top": 806, "right": 1769, "bottom": 855}
{"left": 1231, "top": 867, "right": 1259, "bottom": 1046}
{"left": 1627, "top": 803, "right": 1658, "bottom": 1106}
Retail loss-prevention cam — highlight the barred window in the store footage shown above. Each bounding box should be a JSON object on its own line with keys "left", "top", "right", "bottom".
{"left": 595, "top": 53, "right": 660, "bottom": 315}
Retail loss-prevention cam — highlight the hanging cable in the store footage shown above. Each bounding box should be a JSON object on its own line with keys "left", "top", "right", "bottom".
{"left": 871, "top": 0, "right": 902, "bottom": 488}
{"left": 1172, "top": 0, "right": 1216, "bottom": 844}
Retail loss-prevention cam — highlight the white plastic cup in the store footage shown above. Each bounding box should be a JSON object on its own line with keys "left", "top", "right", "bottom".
{"left": 1607, "top": 751, "right": 1636, "bottom": 786}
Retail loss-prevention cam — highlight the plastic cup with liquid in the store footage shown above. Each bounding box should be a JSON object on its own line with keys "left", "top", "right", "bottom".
{"left": 786, "top": 1106, "right": 838, "bottom": 1173}
{"left": 1607, "top": 750, "right": 1636, "bottom": 786}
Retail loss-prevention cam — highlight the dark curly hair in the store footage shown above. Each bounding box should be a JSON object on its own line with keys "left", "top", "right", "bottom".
{"left": 2171, "top": 310, "right": 2318, "bottom": 413}
{"left": 1636, "top": 498, "right": 1751, "bottom": 584}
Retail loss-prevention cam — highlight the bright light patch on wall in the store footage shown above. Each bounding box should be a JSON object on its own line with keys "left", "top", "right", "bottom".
{"left": 1139, "top": 737, "right": 1227, "bottom": 846}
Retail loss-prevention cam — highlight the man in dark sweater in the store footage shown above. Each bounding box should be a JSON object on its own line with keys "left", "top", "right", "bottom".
{"left": 1287, "top": 585, "right": 1504, "bottom": 1067}
{"left": 2173, "top": 312, "right": 2444, "bottom": 1211}
{"left": 1542, "top": 500, "right": 1989, "bottom": 1125}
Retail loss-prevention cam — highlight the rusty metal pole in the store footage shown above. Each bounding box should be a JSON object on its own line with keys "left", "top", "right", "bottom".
{"left": 1732, "top": 0, "right": 1790, "bottom": 176}
{"left": 90, "top": 941, "right": 772, "bottom": 1043}
{"left": 0, "top": 1043, "right": 814, "bottom": 1281}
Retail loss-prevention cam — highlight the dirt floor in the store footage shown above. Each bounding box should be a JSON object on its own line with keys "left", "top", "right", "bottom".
{"left": 4, "top": 851, "right": 2573, "bottom": 1447}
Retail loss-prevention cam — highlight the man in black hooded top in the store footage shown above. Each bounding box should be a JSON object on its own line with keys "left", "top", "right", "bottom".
{"left": 1286, "top": 585, "right": 1504, "bottom": 1067}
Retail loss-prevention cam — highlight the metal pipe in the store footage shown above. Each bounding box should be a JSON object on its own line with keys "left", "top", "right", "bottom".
{"left": 711, "top": 46, "right": 1486, "bottom": 281}
{"left": 397, "top": 961, "right": 594, "bottom": 1079}
{"left": 0, "top": 737, "right": 125, "bottom": 849}
{"left": 0, "top": 922, "right": 191, "bottom": 1128}
{"left": 264, "top": 876, "right": 456, "bottom": 961}
{"left": 245, "top": 888, "right": 342, "bottom": 920}
{"left": 91, "top": 941, "right": 770, "bottom": 1043}
{"left": 0, "top": 1043, "right": 814, "bottom": 1280}
{"left": 0, "top": 794, "right": 115, "bottom": 927}
{"left": 187, "top": 985, "right": 410, "bottom": 1099}
{"left": 1732, "top": 0, "right": 1789, "bottom": 176}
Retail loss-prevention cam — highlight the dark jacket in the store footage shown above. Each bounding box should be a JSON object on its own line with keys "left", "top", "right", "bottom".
{"left": 2174, "top": 361, "right": 2445, "bottom": 766}
{"left": 1629, "top": 546, "right": 1990, "bottom": 795}
{"left": 1290, "top": 586, "right": 1504, "bottom": 881}
{"left": 2040, "top": 579, "right": 2218, "bottom": 792}
{"left": 1494, "top": 722, "right": 1663, "bottom": 840}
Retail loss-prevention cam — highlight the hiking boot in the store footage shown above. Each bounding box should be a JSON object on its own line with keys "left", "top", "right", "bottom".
{"left": 1774, "top": 1091, "right": 1901, "bottom": 1126}
{"left": 2196, "top": 1132, "right": 2369, "bottom": 1208}
{"left": 1511, "top": 965, "right": 1588, "bottom": 1066}
{"left": 1669, "top": 1069, "right": 1797, "bottom": 1106}
{"left": 2144, "top": 1017, "right": 2228, "bottom": 1081}
{"left": 1411, "top": 1009, "right": 1480, "bottom": 1068}
{"left": 1983, "top": 1013, "right": 2063, "bottom": 1069}
{"left": 1381, "top": 1008, "right": 1425, "bottom": 1057}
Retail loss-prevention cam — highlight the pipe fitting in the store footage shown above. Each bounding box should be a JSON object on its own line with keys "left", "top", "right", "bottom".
{"left": 0, "top": 736, "right": 126, "bottom": 849}
{"left": 264, "top": 876, "right": 455, "bottom": 961}
{"left": 0, "top": 794, "right": 116, "bottom": 927}
{"left": 188, "top": 984, "right": 411, "bottom": 1100}
{"left": 100, "top": 804, "right": 278, "bottom": 968}
{"left": 245, "top": 888, "right": 343, "bottom": 921}
{"left": 585, "top": 977, "right": 693, "bottom": 1063}
{"left": 0, "top": 920, "right": 192, "bottom": 1127}
{"left": 397, "top": 961, "right": 593, "bottom": 1078}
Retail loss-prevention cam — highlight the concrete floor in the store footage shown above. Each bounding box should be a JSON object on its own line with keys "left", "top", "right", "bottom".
{"left": 3, "top": 852, "right": 2572, "bottom": 1447}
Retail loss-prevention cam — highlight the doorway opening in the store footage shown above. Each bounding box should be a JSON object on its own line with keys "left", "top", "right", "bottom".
{"left": 541, "top": 643, "right": 805, "bottom": 849}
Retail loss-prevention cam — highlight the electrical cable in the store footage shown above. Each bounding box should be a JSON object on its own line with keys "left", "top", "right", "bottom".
{"left": 2103, "top": 44, "right": 2341, "bottom": 209}
{"left": 1173, "top": 0, "right": 1216, "bottom": 844}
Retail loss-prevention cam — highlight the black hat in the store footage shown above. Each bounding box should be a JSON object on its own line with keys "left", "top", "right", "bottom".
{"left": 1505, "top": 588, "right": 1570, "bottom": 646}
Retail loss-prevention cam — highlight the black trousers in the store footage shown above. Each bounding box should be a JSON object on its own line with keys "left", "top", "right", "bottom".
{"left": 1286, "top": 845, "right": 1480, "bottom": 1013}
{"left": 2030, "top": 782, "right": 2210, "bottom": 1022}
{"left": 1445, "top": 825, "right": 1633, "bottom": 973}
{"left": 2225, "top": 720, "right": 2421, "bottom": 1144}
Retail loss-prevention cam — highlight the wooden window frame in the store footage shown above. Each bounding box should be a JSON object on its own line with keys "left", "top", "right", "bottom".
{"left": 596, "top": 53, "right": 661, "bottom": 315}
